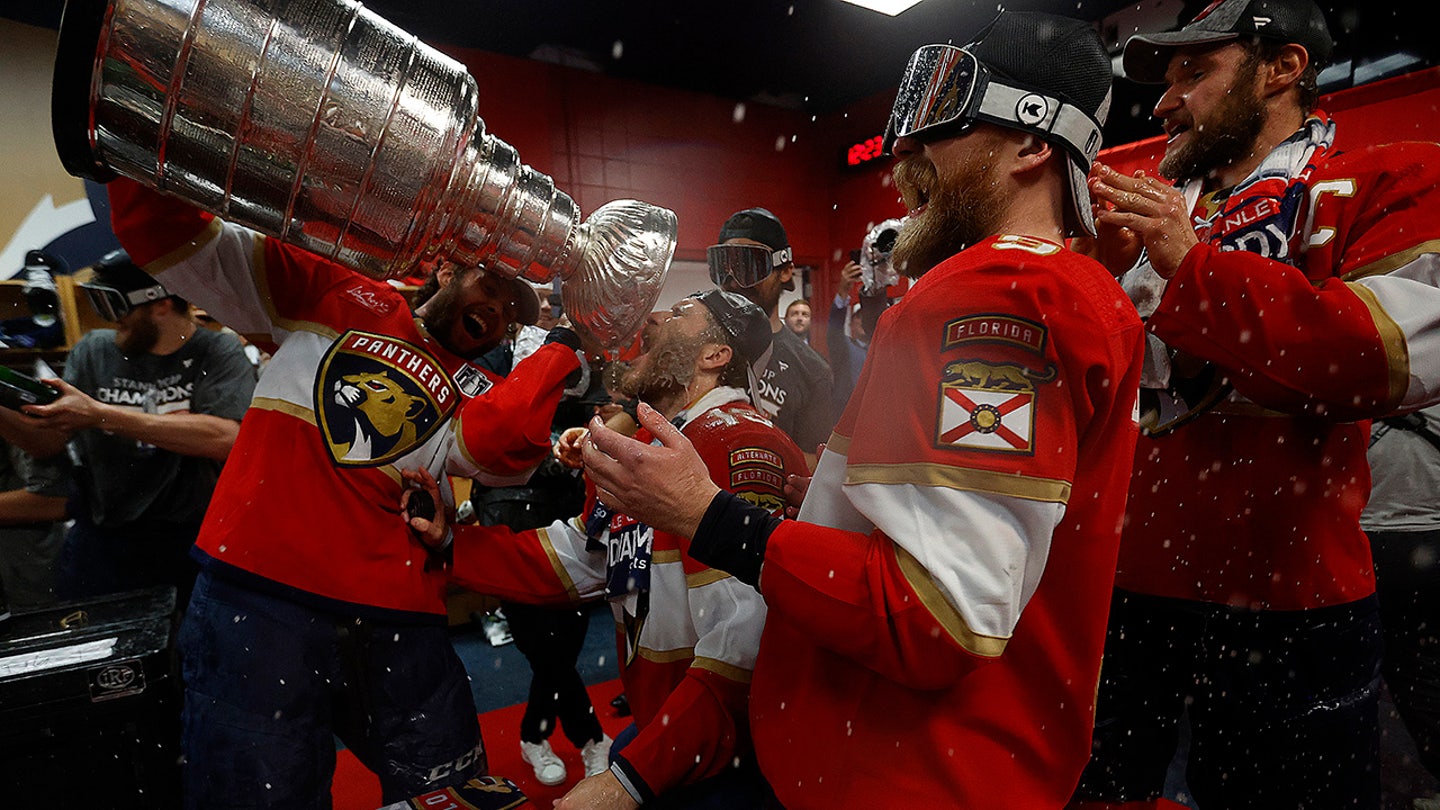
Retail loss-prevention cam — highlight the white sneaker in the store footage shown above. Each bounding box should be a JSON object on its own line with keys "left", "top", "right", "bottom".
{"left": 580, "top": 734, "right": 613, "bottom": 778}
{"left": 520, "top": 739, "right": 567, "bottom": 786}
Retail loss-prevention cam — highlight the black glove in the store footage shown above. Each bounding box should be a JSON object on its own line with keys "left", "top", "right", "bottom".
{"left": 543, "top": 326, "right": 585, "bottom": 390}
{"left": 689, "top": 491, "right": 781, "bottom": 588}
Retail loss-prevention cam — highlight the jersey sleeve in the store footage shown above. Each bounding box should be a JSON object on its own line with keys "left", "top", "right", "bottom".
{"left": 1149, "top": 142, "right": 1440, "bottom": 416}
{"left": 449, "top": 516, "right": 606, "bottom": 605}
{"left": 614, "top": 574, "right": 765, "bottom": 797}
{"left": 109, "top": 177, "right": 368, "bottom": 353}
{"left": 773, "top": 245, "right": 1136, "bottom": 690}
{"left": 448, "top": 341, "right": 579, "bottom": 486}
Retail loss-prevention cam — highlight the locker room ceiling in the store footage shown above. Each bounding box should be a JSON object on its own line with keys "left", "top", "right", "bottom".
{"left": 7, "top": 0, "right": 1436, "bottom": 149}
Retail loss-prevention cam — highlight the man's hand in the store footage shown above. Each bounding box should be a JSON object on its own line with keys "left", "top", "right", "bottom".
{"left": 22, "top": 378, "right": 107, "bottom": 433}
{"left": 582, "top": 402, "right": 719, "bottom": 539}
{"left": 1087, "top": 163, "right": 1198, "bottom": 279}
{"left": 399, "top": 467, "right": 449, "bottom": 550}
{"left": 782, "top": 441, "right": 822, "bottom": 519}
{"left": 552, "top": 769, "right": 638, "bottom": 810}
{"left": 553, "top": 426, "right": 589, "bottom": 470}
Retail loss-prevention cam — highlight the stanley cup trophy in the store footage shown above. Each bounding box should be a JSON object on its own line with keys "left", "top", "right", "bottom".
{"left": 50, "top": 0, "right": 677, "bottom": 352}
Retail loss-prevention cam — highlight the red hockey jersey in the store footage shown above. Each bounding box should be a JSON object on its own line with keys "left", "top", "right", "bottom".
{"left": 109, "top": 179, "right": 578, "bottom": 619}
{"left": 450, "top": 389, "right": 806, "bottom": 798}
{"left": 1116, "top": 130, "right": 1440, "bottom": 609}
{"left": 752, "top": 235, "right": 1144, "bottom": 808}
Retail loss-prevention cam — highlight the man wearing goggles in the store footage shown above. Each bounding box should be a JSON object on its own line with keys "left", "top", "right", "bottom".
{"left": 580, "top": 12, "right": 1143, "bottom": 807}
{"left": 0, "top": 248, "right": 255, "bottom": 609}
{"left": 707, "top": 208, "right": 833, "bottom": 469}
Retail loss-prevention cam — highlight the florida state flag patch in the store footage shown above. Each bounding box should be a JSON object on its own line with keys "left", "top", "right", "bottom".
{"left": 936, "top": 359, "right": 1054, "bottom": 454}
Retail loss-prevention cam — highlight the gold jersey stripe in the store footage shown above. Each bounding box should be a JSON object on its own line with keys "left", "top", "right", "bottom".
{"left": 144, "top": 217, "right": 224, "bottom": 273}
{"left": 845, "top": 462, "right": 1070, "bottom": 504}
{"left": 1341, "top": 239, "right": 1440, "bottom": 282}
{"left": 825, "top": 431, "right": 852, "bottom": 455}
{"left": 692, "top": 656, "right": 754, "bottom": 684}
{"left": 892, "top": 543, "right": 1008, "bottom": 658}
{"left": 535, "top": 526, "right": 582, "bottom": 604}
{"left": 1346, "top": 281, "right": 1411, "bottom": 409}
{"left": 634, "top": 645, "right": 695, "bottom": 664}
{"left": 251, "top": 396, "right": 315, "bottom": 424}
{"left": 652, "top": 548, "right": 682, "bottom": 565}
{"left": 685, "top": 568, "right": 731, "bottom": 589}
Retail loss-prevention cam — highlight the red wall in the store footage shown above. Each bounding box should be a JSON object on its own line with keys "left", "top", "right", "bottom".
{"left": 440, "top": 44, "right": 1439, "bottom": 358}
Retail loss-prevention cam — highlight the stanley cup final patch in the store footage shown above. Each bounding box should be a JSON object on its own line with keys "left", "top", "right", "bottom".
{"left": 935, "top": 358, "right": 1056, "bottom": 454}
{"left": 315, "top": 331, "right": 458, "bottom": 467}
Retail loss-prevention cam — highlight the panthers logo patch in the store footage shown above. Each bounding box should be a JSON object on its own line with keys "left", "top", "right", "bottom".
{"left": 316, "top": 331, "right": 457, "bottom": 467}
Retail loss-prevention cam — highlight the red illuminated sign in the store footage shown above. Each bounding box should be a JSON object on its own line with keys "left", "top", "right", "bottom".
{"left": 846, "top": 135, "right": 885, "bottom": 167}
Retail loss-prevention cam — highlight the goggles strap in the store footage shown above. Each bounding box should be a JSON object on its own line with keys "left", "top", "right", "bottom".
{"left": 974, "top": 82, "right": 1103, "bottom": 166}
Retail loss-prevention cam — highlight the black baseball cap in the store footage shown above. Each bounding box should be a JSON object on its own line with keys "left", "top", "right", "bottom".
{"left": 1124, "top": 0, "right": 1333, "bottom": 84}
{"left": 689, "top": 289, "right": 772, "bottom": 368}
{"left": 717, "top": 208, "right": 795, "bottom": 291}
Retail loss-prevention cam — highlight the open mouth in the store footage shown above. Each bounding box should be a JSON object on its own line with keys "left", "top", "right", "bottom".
{"left": 1165, "top": 123, "right": 1190, "bottom": 144}
{"left": 901, "top": 185, "right": 930, "bottom": 217}
{"left": 462, "top": 312, "right": 489, "bottom": 339}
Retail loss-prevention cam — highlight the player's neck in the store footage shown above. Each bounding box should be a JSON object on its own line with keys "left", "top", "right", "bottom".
{"left": 151, "top": 318, "right": 198, "bottom": 356}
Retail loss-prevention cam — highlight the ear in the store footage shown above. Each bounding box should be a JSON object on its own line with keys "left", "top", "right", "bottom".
{"left": 1011, "top": 133, "right": 1055, "bottom": 176}
{"left": 435, "top": 262, "right": 457, "bottom": 288}
{"left": 776, "top": 264, "right": 795, "bottom": 285}
{"left": 698, "top": 341, "right": 733, "bottom": 373}
{"left": 1264, "top": 43, "right": 1309, "bottom": 96}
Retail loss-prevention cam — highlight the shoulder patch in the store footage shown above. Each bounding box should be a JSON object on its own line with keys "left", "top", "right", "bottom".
{"left": 315, "top": 331, "right": 457, "bottom": 467}
{"left": 935, "top": 358, "right": 1056, "bottom": 454}
{"left": 730, "top": 446, "right": 786, "bottom": 493}
{"left": 943, "top": 313, "right": 1047, "bottom": 354}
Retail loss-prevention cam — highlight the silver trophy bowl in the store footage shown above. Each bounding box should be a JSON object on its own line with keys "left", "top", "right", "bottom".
{"left": 51, "top": 0, "right": 676, "bottom": 351}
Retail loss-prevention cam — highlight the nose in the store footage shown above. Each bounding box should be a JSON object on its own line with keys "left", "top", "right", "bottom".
{"left": 1153, "top": 84, "right": 1182, "bottom": 119}
{"left": 891, "top": 135, "right": 922, "bottom": 159}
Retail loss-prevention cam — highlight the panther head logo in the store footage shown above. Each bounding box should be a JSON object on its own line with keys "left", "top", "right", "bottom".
{"left": 316, "top": 331, "right": 455, "bottom": 467}
{"left": 332, "top": 372, "right": 426, "bottom": 460}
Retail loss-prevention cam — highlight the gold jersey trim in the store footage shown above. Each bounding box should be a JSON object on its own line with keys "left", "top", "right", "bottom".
{"left": 634, "top": 645, "right": 695, "bottom": 665}
{"left": 1341, "top": 239, "right": 1440, "bottom": 282}
{"left": 893, "top": 543, "right": 1008, "bottom": 658}
{"left": 692, "top": 656, "right": 754, "bottom": 684}
{"left": 251, "top": 396, "right": 315, "bottom": 424}
{"left": 536, "top": 526, "right": 582, "bottom": 604}
{"left": 825, "top": 431, "right": 851, "bottom": 455}
{"left": 652, "top": 548, "right": 683, "bottom": 565}
{"left": 1346, "top": 281, "right": 1411, "bottom": 409}
{"left": 145, "top": 217, "right": 224, "bottom": 273}
{"left": 685, "top": 568, "right": 731, "bottom": 589}
{"left": 845, "top": 461, "right": 1070, "bottom": 503}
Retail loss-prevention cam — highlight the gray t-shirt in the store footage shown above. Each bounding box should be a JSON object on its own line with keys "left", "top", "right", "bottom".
{"left": 0, "top": 439, "right": 70, "bottom": 610}
{"left": 756, "top": 325, "right": 834, "bottom": 455}
{"left": 64, "top": 326, "right": 256, "bottom": 527}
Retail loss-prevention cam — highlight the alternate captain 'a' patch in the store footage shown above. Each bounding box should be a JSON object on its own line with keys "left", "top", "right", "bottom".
{"left": 315, "top": 331, "right": 457, "bottom": 467}
{"left": 935, "top": 358, "right": 1055, "bottom": 454}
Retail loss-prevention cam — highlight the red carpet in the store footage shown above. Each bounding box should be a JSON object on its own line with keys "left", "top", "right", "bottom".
{"left": 332, "top": 678, "right": 629, "bottom": 809}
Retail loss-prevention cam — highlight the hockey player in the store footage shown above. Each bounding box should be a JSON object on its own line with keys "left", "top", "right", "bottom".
{"left": 404, "top": 289, "right": 806, "bottom": 810}
{"left": 580, "top": 12, "right": 1144, "bottom": 808}
{"left": 1069, "top": 0, "right": 1440, "bottom": 807}
{"left": 106, "top": 177, "right": 582, "bottom": 805}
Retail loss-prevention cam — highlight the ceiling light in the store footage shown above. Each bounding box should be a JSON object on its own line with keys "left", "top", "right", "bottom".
{"left": 838, "top": 0, "right": 927, "bottom": 16}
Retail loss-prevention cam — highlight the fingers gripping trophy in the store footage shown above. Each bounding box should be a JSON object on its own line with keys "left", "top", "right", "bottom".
{"left": 50, "top": 0, "right": 677, "bottom": 352}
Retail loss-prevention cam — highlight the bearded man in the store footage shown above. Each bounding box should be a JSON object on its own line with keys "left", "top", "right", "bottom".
{"left": 0, "top": 248, "right": 255, "bottom": 607}
{"left": 1067, "top": 1, "right": 1440, "bottom": 807}
{"left": 575, "top": 12, "right": 1145, "bottom": 808}
{"left": 406, "top": 289, "right": 806, "bottom": 810}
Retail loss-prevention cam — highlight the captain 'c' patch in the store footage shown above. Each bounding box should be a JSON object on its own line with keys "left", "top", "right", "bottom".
{"left": 315, "top": 331, "right": 457, "bottom": 467}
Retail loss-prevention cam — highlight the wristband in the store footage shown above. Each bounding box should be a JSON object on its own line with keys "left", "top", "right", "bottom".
{"left": 689, "top": 490, "right": 780, "bottom": 588}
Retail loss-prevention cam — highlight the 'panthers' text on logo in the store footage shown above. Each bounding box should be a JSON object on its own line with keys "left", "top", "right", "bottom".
{"left": 315, "top": 331, "right": 458, "bottom": 467}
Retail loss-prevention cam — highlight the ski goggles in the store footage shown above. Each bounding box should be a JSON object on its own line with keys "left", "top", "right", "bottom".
{"left": 79, "top": 280, "right": 169, "bottom": 322}
{"left": 706, "top": 243, "right": 793, "bottom": 289}
{"left": 882, "top": 44, "right": 1103, "bottom": 170}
